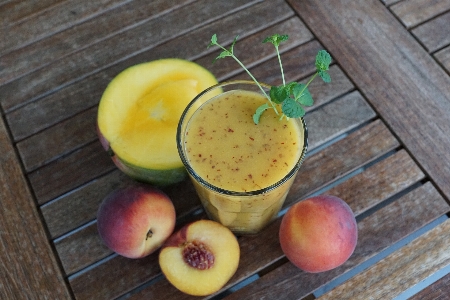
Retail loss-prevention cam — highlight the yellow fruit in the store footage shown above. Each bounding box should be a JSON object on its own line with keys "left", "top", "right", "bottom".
{"left": 97, "top": 59, "right": 218, "bottom": 186}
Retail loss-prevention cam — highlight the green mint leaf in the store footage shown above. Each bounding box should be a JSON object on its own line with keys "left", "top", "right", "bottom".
{"left": 284, "top": 82, "right": 297, "bottom": 94}
{"left": 318, "top": 70, "right": 331, "bottom": 83}
{"left": 269, "top": 85, "right": 289, "bottom": 104}
{"left": 208, "top": 34, "right": 218, "bottom": 48}
{"left": 213, "top": 50, "right": 232, "bottom": 62}
{"left": 315, "top": 50, "right": 331, "bottom": 72}
{"left": 263, "top": 34, "right": 289, "bottom": 47}
{"left": 293, "top": 84, "right": 314, "bottom": 106}
{"left": 253, "top": 103, "right": 270, "bottom": 124}
{"left": 282, "top": 98, "right": 305, "bottom": 118}
{"left": 229, "top": 35, "right": 239, "bottom": 54}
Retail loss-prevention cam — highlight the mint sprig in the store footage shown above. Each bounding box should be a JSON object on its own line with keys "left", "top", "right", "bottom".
{"left": 209, "top": 34, "right": 332, "bottom": 124}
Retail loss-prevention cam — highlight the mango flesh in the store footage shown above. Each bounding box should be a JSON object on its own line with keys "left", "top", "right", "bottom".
{"left": 279, "top": 195, "right": 357, "bottom": 273}
{"left": 97, "top": 59, "right": 218, "bottom": 186}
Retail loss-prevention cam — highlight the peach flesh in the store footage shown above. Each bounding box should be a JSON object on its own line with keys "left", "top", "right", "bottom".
{"left": 159, "top": 220, "right": 240, "bottom": 296}
{"left": 279, "top": 195, "right": 357, "bottom": 273}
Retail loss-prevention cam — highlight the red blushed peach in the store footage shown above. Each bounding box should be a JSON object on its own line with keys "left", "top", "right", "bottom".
{"left": 97, "top": 184, "right": 176, "bottom": 259}
{"left": 279, "top": 195, "right": 357, "bottom": 273}
{"left": 159, "top": 220, "right": 240, "bottom": 296}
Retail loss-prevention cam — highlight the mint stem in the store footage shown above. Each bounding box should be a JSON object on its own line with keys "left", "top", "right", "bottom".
{"left": 296, "top": 72, "right": 319, "bottom": 98}
{"left": 275, "top": 46, "right": 286, "bottom": 86}
{"left": 215, "top": 44, "right": 279, "bottom": 115}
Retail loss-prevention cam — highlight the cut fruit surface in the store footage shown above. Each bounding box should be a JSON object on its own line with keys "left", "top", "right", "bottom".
{"left": 159, "top": 220, "right": 240, "bottom": 296}
{"left": 97, "top": 59, "right": 218, "bottom": 186}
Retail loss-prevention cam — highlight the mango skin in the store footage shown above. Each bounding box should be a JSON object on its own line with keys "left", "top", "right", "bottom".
{"left": 97, "top": 59, "right": 218, "bottom": 187}
{"left": 279, "top": 195, "right": 357, "bottom": 273}
{"left": 98, "top": 127, "right": 187, "bottom": 187}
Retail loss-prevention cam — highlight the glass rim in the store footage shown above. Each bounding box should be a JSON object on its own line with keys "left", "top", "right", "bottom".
{"left": 176, "top": 80, "right": 308, "bottom": 196}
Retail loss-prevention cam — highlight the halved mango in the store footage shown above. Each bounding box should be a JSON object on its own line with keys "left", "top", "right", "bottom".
{"left": 97, "top": 59, "right": 218, "bottom": 186}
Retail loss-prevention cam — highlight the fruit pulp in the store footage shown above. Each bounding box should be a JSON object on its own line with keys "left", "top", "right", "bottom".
{"left": 182, "top": 89, "right": 305, "bottom": 234}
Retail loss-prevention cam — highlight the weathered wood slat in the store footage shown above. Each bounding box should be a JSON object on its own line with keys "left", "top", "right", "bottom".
{"left": 41, "top": 64, "right": 352, "bottom": 239}
{"left": 17, "top": 107, "right": 98, "bottom": 172}
{"left": 24, "top": 43, "right": 356, "bottom": 208}
{"left": 0, "top": 0, "right": 63, "bottom": 27}
{"left": 0, "top": 0, "right": 133, "bottom": 56}
{"left": 0, "top": 0, "right": 287, "bottom": 114}
{"left": 289, "top": 0, "right": 450, "bottom": 202}
{"left": 286, "top": 119, "right": 399, "bottom": 207}
{"left": 408, "top": 272, "right": 450, "bottom": 300}
{"left": 126, "top": 149, "right": 429, "bottom": 300}
{"left": 390, "top": 0, "right": 450, "bottom": 28}
{"left": 225, "top": 182, "right": 449, "bottom": 300}
{"left": 411, "top": 11, "right": 450, "bottom": 53}
{"left": 4, "top": 0, "right": 294, "bottom": 141}
{"left": 55, "top": 93, "right": 373, "bottom": 278}
{"left": 15, "top": 17, "right": 316, "bottom": 172}
{"left": 42, "top": 170, "right": 130, "bottom": 239}
{"left": 55, "top": 178, "right": 200, "bottom": 275}
{"left": 29, "top": 141, "right": 115, "bottom": 204}
{"left": 195, "top": 16, "right": 314, "bottom": 82}
{"left": 304, "top": 91, "right": 376, "bottom": 150}
{"left": 380, "top": 0, "right": 401, "bottom": 6}
{"left": 435, "top": 46, "right": 450, "bottom": 73}
{"left": 0, "top": 0, "right": 196, "bottom": 84}
{"left": 0, "top": 115, "right": 72, "bottom": 298}
{"left": 319, "top": 217, "right": 450, "bottom": 299}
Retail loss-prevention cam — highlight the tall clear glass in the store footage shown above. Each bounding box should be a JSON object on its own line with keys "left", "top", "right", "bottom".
{"left": 177, "top": 80, "right": 308, "bottom": 234}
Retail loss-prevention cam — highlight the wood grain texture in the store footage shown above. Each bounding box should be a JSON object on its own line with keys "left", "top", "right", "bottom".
{"left": 0, "top": 0, "right": 281, "bottom": 114}
{"left": 29, "top": 140, "right": 115, "bottom": 204}
{"left": 23, "top": 34, "right": 352, "bottom": 209}
{"left": 390, "top": 0, "right": 450, "bottom": 28}
{"left": 17, "top": 107, "right": 98, "bottom": 172}
{"left": 195, "top": 16, "right": 314, "bottom": 82}
{"left": 4, "top": 0, "right": 293, "bottom": 141}
{"left": 0, "top": 0, "right": 63, "bottom": 27}
{"left": 411, "top": 11, "right": 450, "bottom": 53}
{"left": 0, "top": 0, "right": 195, "bottom": 84}
{"left": 380, "top": 0, "right": 402, "bottom": 6}
{"left": 56, "top": 94, "right": 373, "bottom": 282}
{"left": 304, "top": 91, "right": 376, "bottom": 150}
{"left": 408, "top": 272, "right": 450, "bottom": 300}
{"left": 41, "top": 170, "right": 131, "bottom": 239}
{"left": 55, "top": 178, "right": 200, "bottom": 275}
{"left": 286, "top": 120, "right": 399, "bottom": 207}
{"left": 289, "top": 0, "right": 450, "bottom": 201}
{"left": 225, "top": 182, "right": 449, "bottom": 300}
{"left": 319, "top": 218, "right": 450, "bottom": 299}
{"left": 128, "top": 147, "right": 432, "bottom": 300}
{"left": 0, "top": 116, "right": 72, "bottom": 298}
{"left": 0, "top": 0, "right": 133, "bottom": 56}
{"left": 435, "top": 46, "right": 450, "bottom": 73}
{"left": 15, "top": 17, "right": 314, "bottom": 172}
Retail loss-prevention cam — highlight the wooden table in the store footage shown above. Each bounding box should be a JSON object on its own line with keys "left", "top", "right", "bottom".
{"left": 1, "top": 0, "right": 450, "bottom": 299}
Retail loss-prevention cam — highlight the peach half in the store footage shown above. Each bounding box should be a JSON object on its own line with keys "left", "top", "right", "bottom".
{"left": 97, "top": 184, "right": 176, "bottom": 258}
{"left": 159, "top": 220, "right": 240, "bottom": 296}
{"left": 279, "top": 195, "right": 357, "bottom": 273}
{"left": 97, "top": 59, "right": 218, "bottom": 187}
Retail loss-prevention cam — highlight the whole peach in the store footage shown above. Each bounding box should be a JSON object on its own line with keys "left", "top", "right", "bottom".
{"left": 97, "top": 184, "right": 176, "bottom": 258}
{"left": 279, "top": 195, "right": 357, "bottom": 273}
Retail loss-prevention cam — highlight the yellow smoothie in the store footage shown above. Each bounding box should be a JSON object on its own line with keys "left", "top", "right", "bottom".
{"left": 180, "top": 86, "right": 306, "bottom": 234}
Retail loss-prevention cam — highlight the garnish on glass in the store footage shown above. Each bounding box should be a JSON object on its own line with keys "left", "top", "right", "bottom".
{"left": 208, "top": 33, "right": 332, "bottom": 124}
